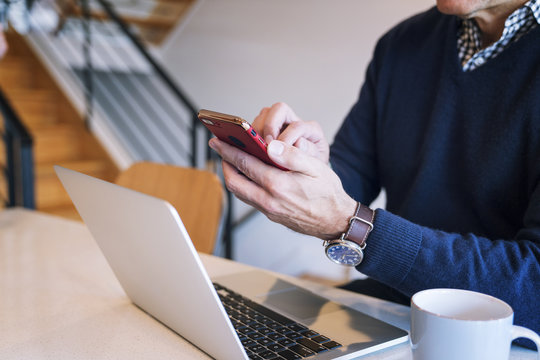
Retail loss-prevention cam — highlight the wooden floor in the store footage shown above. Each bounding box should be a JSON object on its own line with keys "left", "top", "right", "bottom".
{"left": 0, "top": 31, "right": 119, "bottom": 220}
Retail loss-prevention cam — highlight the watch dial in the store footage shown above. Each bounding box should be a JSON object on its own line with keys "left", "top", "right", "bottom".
{"left": 326, "top": 244, "right": 363, "bottom": 266}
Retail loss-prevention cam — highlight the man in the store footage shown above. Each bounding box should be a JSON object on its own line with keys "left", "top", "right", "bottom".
{"left": 209, "top": 0, "right": 540, "bottom": 347}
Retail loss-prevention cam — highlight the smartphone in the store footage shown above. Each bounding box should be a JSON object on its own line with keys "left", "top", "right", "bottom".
{"left": 198, "top": 109, "right": 287, "bottom": 170}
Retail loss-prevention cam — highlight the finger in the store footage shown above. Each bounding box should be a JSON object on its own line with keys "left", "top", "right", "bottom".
{"left": 209, "top": 137, "right": 278, "bottom": 186}
{"left": 293, "top": 137, "right": 321, "bottom": 158}
{"left": 221, "top": 161, "right": 273, "bottom": 208}
{"left": 277, "top": 121, "right": 325, "bottom": 146}
{"left": 263, "top": 102, "right": 300, "bottom": 143}
{"left": 267, "top": 140, "right": 325, "bottom": 177}
{"left": 252, "top": 107, "right": 270, "bottom": 134}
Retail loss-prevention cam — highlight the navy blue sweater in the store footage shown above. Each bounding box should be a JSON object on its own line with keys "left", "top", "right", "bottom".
{"left": 330, "top": 7, "right": 540, "bottom": 343}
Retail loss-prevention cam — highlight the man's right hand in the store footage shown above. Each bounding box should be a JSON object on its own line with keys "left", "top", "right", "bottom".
{"left": 252, "top": 102, "right": 329, "bottom": 164}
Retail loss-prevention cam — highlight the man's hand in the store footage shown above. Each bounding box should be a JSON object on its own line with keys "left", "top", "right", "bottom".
{"left": 252, "top": 102, "right": 329, "bottom": 164}
{"left": 209, "top": 137, "right": 357, "bottom": 240}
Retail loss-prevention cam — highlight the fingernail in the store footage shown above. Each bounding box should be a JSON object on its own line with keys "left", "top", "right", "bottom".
{"left": 265, "top": 135, "right": 274, "bottom": 144}
{"left": 268, "top": 140, "right": 284, "bottom": 156}
{"left": 208, "top": 138, "right": 217, "bottom": 150}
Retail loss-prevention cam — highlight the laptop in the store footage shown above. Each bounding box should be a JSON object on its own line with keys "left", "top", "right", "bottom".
{"left": 55, "top": 166, "right": 408, "bottom": 360}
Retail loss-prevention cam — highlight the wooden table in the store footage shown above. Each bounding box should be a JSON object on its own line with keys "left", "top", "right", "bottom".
{"left": 0, "top": 209, "right": 536, "bottom": 359}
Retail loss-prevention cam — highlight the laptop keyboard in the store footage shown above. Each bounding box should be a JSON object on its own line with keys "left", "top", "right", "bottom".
{"left": 214, "top": 283, "right": 342, "bottom": 359}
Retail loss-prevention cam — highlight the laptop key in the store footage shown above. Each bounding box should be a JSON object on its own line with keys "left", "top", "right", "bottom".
{"left": 244, "top": 318, "right": 259, "bottom": 326}
{"left": 267, "top": 343, "right": 286, "bottom": 353}
{"left": 267, "top": 321, "right": 282, "bottom": 330}
{"left": 242, "top": 339, "right": 258, "bottom": 348}
{"left": 289, "top": 344, "right": 314, "bottom": 357}
{"left": 277, "top": 349, "right": 302, "bottom": 360}
{"left": 252, "top": 313, "right": 267, "bottom": 322}
{"left": 288, "top": 323, "right": 308, "bottom": 332}
{"left": 267, "top": 332, "right": 285, "bottom": 342}
{"left": 232, "top": 320, "right": 247, "bottom": 330}
{"left": 252, "top": 323, "right": 268, "bottom": 332}
{"left": 286, "top": 332, "right": 304, "bottom": 340}
{"left": 321, "top": 340, "right": 342, "bottom": 349}
{"left": 245, "top": 309, "right": 259, "bottom": 317}
{"left": 310, "top": 335, "right": 329, "bottom": 344}
{"left": 248, "top": 344, "right": 267, "bottom": 353}
{"left": 259, "top": 317, "right": 274, "bottom": 325}
{"left": 248, "top": 332, "right": 267, "bottom": 341}
{"left": 259, "top": 350, "right": 279, "bottom": 359}
{"left": 302, "top": 330, "right": 319, "bottom": 338}
{"left": 259, "top": 328, "right": 275, "bottom": 336}
{"left": 274, "top": 326, "right": 293, "bottom": 335}
{"left": 296, "top": 338, "right": 328, "bottom": 353}
{"left": 237, "top": 315, "right": 251, "bottom": 323}
{"left": 257, "top": 337, "right": 276, "bottom": 346}
{"left": 239, "top": 327, "right": 256, "bottom": 335}
{"left": 278, "top": 338, "right": 296, "bottom": 347}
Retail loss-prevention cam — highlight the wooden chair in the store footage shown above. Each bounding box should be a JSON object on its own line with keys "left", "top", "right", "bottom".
{"left": 115, "top": 162, "right": 224, "bottom": 254}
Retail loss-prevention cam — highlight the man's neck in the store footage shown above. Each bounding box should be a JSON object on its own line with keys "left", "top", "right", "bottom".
{"left": 469, "top": 0, "right": 528, "bottom": 47}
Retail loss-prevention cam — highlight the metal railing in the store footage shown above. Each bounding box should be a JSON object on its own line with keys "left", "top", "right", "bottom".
{"left": 26, "top": 0, "right": 207, "bottom": 167}
{"left": 23, "top": 0, "right": 244, "bottom": 257}
{"left": 0, "top": 87, "right": 35, "bottom": 209}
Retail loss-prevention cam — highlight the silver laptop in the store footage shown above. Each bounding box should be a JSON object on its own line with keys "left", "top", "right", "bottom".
{"left": 55, "top": 166, "right": 408, "bottom": 360}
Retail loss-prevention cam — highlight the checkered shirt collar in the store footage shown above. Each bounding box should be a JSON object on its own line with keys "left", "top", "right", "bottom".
{"left": 457, "top": 0, "right": 540, "bottom": 71}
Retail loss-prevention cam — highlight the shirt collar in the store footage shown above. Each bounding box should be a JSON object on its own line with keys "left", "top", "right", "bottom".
{"left": 460, "top": 0, "right": 539, "bottom": 50}
{"left": 525, "top": 0, "right": 540, "bottom": 24}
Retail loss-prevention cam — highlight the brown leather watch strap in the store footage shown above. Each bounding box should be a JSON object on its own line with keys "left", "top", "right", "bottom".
{"left": 342, "top": 202, "right": 375, "bottom": 248}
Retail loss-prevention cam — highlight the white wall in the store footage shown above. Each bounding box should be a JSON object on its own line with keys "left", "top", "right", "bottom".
{"left": 159, "top": 0, "right": 434, "bottom": 282}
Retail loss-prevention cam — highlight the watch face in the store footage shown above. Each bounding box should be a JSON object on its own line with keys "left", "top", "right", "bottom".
{"left": 325, "top": 241, "right": 363, "bottom": 266}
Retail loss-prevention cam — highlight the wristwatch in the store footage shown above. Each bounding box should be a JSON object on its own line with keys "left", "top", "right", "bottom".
{"left": 323, "top": 203, "right": 375, "bottom": 266}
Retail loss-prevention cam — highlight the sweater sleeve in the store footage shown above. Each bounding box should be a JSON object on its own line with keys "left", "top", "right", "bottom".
{"left": 358, "top": 184, "right": 540, "bottom": 347}
{"left": 330, "top": 57, "right": 381, "bottom": 206}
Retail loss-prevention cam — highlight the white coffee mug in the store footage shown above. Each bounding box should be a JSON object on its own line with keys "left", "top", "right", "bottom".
{"left": 410, "top": 288, "right": 540, "bottom": 360}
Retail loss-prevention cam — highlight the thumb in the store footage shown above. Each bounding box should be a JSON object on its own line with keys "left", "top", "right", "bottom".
{"left": 267, "top": 140, "right": 321, "bottom": 176}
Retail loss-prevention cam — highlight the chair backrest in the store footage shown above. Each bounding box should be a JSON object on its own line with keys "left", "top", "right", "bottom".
{"left": 115, "top": 162, "right": 224, "bottom": 254}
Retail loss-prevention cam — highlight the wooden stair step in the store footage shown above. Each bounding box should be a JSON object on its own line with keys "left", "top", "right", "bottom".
{"left": 32, "top": 124, "right": 86, "bottom": 163}
{"left": 4, "top": 31, "right": 36, "bottom": 57}
{"left": 35, "top": 160, "right": 112, "bottom": 209}
{"left": 10, "top": 112, "right": 60, "bottom": 130}
{"left": 0, "top": 28, "right": 118, "bottom": 220}
{"left": 5, "top": 89, "right": 61, "bottom": 128}
{"left": 0, "top": 57, "right": 38, "bottom": 89}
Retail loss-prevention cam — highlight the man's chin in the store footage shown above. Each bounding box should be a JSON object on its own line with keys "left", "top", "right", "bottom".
{"left": 436, "top": 0, "right": 481, "bottom": 18}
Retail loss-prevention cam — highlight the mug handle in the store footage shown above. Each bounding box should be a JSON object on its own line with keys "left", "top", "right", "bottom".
{"left": 511, "top": 325, "right": 540, "bottom": 359}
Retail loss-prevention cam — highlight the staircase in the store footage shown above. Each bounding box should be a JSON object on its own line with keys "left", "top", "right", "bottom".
{"left": 0, "top": 31, "right": 118, "bottom": 220}
{"left": 56, "top": 0, "right": 196, "bottom": 45}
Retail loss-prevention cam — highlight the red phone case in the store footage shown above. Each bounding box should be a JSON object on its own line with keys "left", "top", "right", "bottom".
{"left": 198, "top": 110, "right": 288, "bottom": 170}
